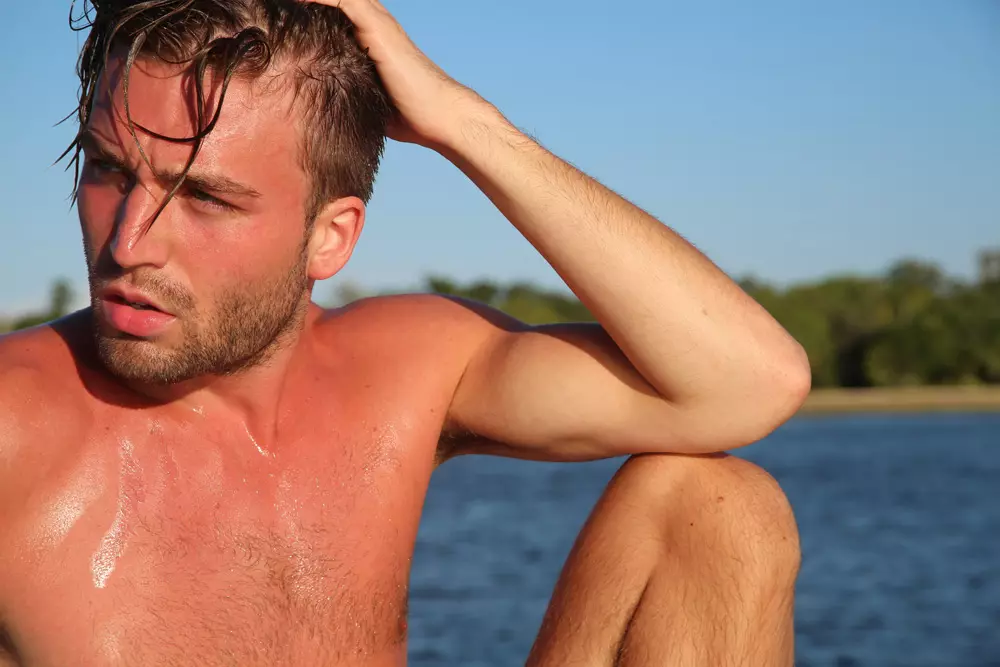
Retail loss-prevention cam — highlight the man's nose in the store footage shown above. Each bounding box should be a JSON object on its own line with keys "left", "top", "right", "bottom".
{"left": 110, "top": 183, "right": 171, "bottom": 270}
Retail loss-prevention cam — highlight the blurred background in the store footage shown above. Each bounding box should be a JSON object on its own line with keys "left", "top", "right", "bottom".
{"left": 1, "top": 0, "right": 997, "bottom": 665}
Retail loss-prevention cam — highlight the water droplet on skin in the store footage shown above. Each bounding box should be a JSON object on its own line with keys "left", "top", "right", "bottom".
{"left": 362, "top": 423, "right": 403, "bottom": 486}
{"left": 95, "top": 619, "right": 126, "bottom": 663}
{"left": 243, "top": 423, "right": 275, "bottom": 459}
{"left": 91, "top": 438, "right": 143, "bottom": 589}
{"left": 275, "top": 470, "right": 316, "bottom": 602}
{"left": 31, "top": 457, "right": 105, "bottom": 550}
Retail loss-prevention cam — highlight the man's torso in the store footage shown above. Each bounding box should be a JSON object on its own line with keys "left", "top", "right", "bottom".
{"left": 0, "top": 296, "right": 483, "bottom": 666}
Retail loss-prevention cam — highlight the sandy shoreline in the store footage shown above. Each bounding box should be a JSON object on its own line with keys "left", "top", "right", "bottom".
{"left": 799, "top": 386, "right": 1000, "bottom": 415}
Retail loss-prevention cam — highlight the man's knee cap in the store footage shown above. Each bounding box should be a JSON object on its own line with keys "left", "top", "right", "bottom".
{"left": 617, "top": 453, "right": 801, "bottom": 572}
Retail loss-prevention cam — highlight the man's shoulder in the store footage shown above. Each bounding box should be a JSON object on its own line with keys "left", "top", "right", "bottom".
{"left": 315, "top": 292, "right": 524, "bottom": 373}
{"left": 0, "top": 315, "right": 92, "bottom": 511}
{"left": 0, "top": 327, "right": 58, "bottom": 399}
{"left": 0, "top": 311, "right": 91, "bottom": 432}
{"left": 0, "top": 312, "right": 88, "bottom": 383}
{"left": 322, "top": 292, "right": 523, "bottom": 339}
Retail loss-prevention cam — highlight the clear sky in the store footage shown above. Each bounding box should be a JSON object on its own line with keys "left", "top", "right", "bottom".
{"left": 1, "top": 0, "right": 997, "bottom": 316}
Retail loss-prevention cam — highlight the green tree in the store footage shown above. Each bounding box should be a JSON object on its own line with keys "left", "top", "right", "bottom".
{"left": 13, "top": 279, "right": 76, "bottom": 331}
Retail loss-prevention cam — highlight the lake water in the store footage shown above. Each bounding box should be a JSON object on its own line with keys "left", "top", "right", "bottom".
{"left": 409, "top": 413, "right": 1000, "bottom": 666}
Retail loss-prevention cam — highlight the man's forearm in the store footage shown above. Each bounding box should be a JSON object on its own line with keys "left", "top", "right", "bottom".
{"left": 438, "top": 100, "right": 810, "bottom": 442}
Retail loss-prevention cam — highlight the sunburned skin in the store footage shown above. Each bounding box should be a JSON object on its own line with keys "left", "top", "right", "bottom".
{"left": 0, "top": 306, "right": 443, "bottom": 666}
{"left": 91, "top": 438, "right": 143, "bottom": 589}
{"left": 0, "top": 1, "right": 810, "bottom": 663}
{"left": 244, "top": 423, "right": 276, "bottom": 459}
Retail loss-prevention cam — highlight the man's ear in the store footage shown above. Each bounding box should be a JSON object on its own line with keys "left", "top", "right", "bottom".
{"left": 305, "top": 196, "right": 366, "bottom": 281}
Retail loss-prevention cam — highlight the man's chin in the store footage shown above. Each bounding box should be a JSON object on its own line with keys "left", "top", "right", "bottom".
{"left": 95, "top": 334, "right": 196, "bottom": 386}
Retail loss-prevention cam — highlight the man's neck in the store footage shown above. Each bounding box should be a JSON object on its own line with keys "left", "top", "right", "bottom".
{"left": 114, "top": 304, "right": 324, "bottom": 446}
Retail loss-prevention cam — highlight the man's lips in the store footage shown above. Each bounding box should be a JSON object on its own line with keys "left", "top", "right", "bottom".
{"left": 98, "top": 285, "right": 177, "bottom": 338}
{"left": 100, "top": 285, "right": 172, "bottom": 315}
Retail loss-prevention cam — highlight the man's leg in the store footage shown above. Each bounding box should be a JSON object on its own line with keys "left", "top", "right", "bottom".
{"left": 526, "top": 453, "right": 800, "bottom": 667}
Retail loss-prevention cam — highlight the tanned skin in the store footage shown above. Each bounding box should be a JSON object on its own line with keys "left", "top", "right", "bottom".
{"left": 0, "top": 0, "right": 809, "bottom": 664}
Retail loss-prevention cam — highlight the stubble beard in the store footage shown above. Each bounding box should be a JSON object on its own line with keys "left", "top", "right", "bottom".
{"left": 87, "top": 246, "right": 311, "bottom": 386}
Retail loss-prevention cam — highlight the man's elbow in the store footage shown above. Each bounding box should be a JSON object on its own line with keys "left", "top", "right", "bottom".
{"left": 629, "top": 343, "right": 812, "bottom": 456}
{"left": 733, "top": 342, "right": 812, "bottom": 448}
{"left": 770, "top": 343, "right": 813, "bottom": 423}
{"left": 674, "top": 344, "right": 812, "bottom": 455}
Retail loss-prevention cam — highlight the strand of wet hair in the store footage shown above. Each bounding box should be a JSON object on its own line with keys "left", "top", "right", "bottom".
{"left": 58, "top": 0, "right": 269, "bottom": 234}
{"left": 126, "top": 28, "right": 269, "bottom": 237}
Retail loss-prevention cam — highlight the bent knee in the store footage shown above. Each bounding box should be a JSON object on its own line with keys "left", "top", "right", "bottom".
{"left": 613, "top": 453, "right": 801, "bottom": 578}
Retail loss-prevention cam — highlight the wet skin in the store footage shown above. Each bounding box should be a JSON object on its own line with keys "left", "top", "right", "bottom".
{"left": 0, "top": 298, "right": 498, "bottom": 666}
{"left": 0, "top": 4, "right": 810, "bottom": 662}
{"left": 0, "top": 59, "right": 504, "bottom": 664}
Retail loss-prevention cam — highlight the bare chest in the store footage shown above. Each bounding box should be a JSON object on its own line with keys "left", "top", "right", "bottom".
{"left": 0, "top": 415, "right": 437, "bottom": 666}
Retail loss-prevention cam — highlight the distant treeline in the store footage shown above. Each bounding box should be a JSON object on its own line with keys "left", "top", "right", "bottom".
{"left": 5, "top": 255, "right": 999, "bottom": 388}
{"left": 0, "top": 279, "right": 76, "bottom": 333}
{"left": 740, "top": 260, "right": 1000, "bottom": 388}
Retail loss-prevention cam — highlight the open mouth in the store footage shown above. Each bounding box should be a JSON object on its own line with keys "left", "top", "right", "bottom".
{"left": 100, "top": 290, "right": 176, "bottom": 338}
{"left": 105, "top": 293, "right": 164, "bottom": 312}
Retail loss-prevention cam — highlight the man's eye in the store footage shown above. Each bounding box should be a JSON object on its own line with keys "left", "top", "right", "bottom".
{"left": 86, "top": 157, "right": 122, "bottom": 174}
{"left": 189, "top": 188, "right": 234, "bottom": 212}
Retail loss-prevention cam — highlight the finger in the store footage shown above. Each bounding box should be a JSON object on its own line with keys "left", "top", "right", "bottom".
{"left": 298, "top": 0, "right": 388, "bottom": 24}
{"left": 301, "top": 0, "right": 400, "bottom": 40}
{"left": 297, "top": 0, "right": 416, "bottom": 64}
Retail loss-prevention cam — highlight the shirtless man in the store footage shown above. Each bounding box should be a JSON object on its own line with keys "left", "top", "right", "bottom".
{"left": 0, "top": 0, "right": 810, "bottom": 664}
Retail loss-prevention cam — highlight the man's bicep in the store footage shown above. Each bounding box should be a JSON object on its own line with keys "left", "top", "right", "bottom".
{"left": 446, "top": 322, "right": 676, "bottom": 462}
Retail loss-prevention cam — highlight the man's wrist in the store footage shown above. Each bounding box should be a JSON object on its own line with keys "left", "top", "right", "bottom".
{"left": 432, "top": 93, "right": 526, "bottom": 164}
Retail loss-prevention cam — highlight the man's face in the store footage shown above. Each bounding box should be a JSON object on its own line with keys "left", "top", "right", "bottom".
{"left": 78, "top": 56, "right": 315, "bottom": 385}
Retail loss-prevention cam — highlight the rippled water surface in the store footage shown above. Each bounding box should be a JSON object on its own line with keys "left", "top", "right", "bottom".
{"left": 409, "top": 413, "right": 1000, "bottom": 666}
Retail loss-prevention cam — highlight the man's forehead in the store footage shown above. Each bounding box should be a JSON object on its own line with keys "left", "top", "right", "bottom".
{"left": 88, "top": 55, "right": 306, "bottom": 184}
{"left": 91, "top": 54, "right": 300, "bottom": 152}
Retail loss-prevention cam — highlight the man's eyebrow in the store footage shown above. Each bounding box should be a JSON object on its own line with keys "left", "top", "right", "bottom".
{"left": 164, "top": 169, "right": 262, "bottom": 199}
{"left": 78, "top": 128, "right": 262, "bottom": 199}
{"left": 78, "top": 129, "right": 128, "bottom": 169}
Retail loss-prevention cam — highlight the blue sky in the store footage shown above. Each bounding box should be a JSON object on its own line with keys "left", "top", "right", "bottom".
{"left": 1, "top": 0, "right": 997, "bottom": 315}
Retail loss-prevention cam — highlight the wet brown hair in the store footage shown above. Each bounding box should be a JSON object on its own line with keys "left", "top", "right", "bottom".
{"left": 64, "top": 0, "right": 393, "bottom": 225}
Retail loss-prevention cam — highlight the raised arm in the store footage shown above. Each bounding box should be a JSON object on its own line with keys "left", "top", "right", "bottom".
{"left": 305, "top": 0, "right": 811, "bottom": 459}
{"left": 438, "top": 117, "right": 810, "bottom": 457}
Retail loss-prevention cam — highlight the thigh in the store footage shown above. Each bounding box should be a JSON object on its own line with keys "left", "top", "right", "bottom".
{"left": 524, "top": 452, "right": 799, "bottom": 667}
{"left": 524, "top": 456, "right": 672, "bottom": 667}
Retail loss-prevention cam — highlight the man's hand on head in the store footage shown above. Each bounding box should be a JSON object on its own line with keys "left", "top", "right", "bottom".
{"left": 300, "top": 0, "right": 492, "bottom": 151}
{"left": 304, "top": 0, "right": 811, "bottom": 461}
